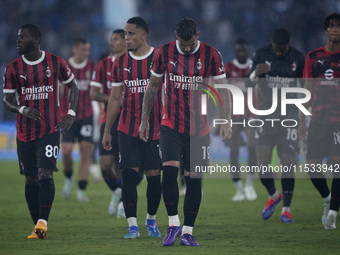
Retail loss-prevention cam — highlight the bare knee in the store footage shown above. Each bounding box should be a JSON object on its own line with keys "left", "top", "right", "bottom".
{"left": 38, "top": 168, "right": 53, "bottom": 181}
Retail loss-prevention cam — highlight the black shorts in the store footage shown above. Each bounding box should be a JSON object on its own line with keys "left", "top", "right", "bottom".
{"left": 61, "top": 116, "right": 93, "bottom": 143}
{"left": 118, "top": 131, "right": 161, "bottom": 170}
{"left": 255, "top": 118, "right": 299, "bottom": 157}
{"left": 307, "top": 123, "right": 340, "bottom": 159}
{"left": 17, "top": 132, "right": 60, "bottom": 176}
{"left": 99, "top": 119, "right": 119, "bottom": 160}
{"left": 159, "top": 125, "right": 210, "bottom": 172}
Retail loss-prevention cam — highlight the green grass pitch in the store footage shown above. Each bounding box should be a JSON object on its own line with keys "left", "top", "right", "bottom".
{"left": 0, "top": 161, "right": 339, "bottom": 255}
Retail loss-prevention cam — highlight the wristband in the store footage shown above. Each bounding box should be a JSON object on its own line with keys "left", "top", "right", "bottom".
{"left": 67, "top": 109, "right": 76, "bottom": 116}
{"left": 249, "top": 71, "right": 258, "bottom": 82}
{"left": 19, "top": 106, "right": 26, "bottom": 115}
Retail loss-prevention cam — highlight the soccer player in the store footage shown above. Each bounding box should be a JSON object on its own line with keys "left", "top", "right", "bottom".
{"left": 102, "top": 17, "right": 162, "bottom": 239}
{"left": 224, "top": 39, "right": 257, "bottom": 201}
{"left": 298, "top": 13, "right": 340, "bottom": 229}
{"left": 247, "top": 29, "right": 305, "bottom": 222}
{"left": 139, "top": 18, "right": 232, "bottom": 246}
{"left": 3, "top": 24, "right": 78, "bottom": 239}
{"left": 90, "top": 29, "right": 127, "bottom": 216}
{"left": 60, "top": 38, "right": 96, "bottom": 202}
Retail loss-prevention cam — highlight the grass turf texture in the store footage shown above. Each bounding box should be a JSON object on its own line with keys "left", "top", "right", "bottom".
{"left": 0, "top": 161, "right": 339, "bottom": 255}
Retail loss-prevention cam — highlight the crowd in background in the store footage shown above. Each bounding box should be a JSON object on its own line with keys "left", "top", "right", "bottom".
{"left": 1, "top": 0, "right": 340, "bottom": 120}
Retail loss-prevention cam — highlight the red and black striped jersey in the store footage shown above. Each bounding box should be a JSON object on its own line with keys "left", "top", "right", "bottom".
{"left": 303, "top": 46, "right": 340, "bottom": 124}
{"left": 3, "top": 51, "right": 74, "bottom": 142}
{"left": 225, "top": 58, "right": 256, "bottom": 120}
{"left": 90, "top": 56, "right": 116, "bottom": 124}
{"left": 112, "top": 47, "right": 162, "bottom": 140}
{"left": 152, "top": 40, "right": 226, "bottom": 136}
{"left": 60, "top": 58, "right": 96, "bottom": 120}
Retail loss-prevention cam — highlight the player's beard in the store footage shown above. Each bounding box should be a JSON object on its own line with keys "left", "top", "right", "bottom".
{"left": 18, "top": 43, "right": 34, "bottom": 56}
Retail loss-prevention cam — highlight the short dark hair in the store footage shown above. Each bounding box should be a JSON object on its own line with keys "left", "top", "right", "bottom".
{"left": 112, "top": 29, "right": 125, "bottom": 39}
{"left": 73, "top": 38, "right": 88, "bottom": 47}
{"left": 324, "top": 13, "right": 340, "bottom": 30}
{"left": 20, "top": 24, "right": 41, "bottom": 41}
{"left": 175, "top": 18, "right": 198, "bottom": 41}
{"left": 127, "top": 17, "right": 149, "bottom": 34}
{"left": 235, "top": 38, "right": 249, "bottom": 46}
{"left": 272, "top": 28, "right": 290, "bottom": 45}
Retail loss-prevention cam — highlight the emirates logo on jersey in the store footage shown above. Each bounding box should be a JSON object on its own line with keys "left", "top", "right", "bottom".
{"left": 46, "top": 67, "right": 51, "bottom": 78}
{"left": 197, "top": 59, "right": 202, "bottom": 70}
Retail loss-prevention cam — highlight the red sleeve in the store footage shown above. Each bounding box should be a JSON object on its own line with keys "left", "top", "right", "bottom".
{"left": 211, "top": 48, "right": 226, "bottom": 78}
{"left": 111, "top": 57, "right": 123, "bottom": 85}
{"left": 3, "top": 64, "right": 17, "bottom": 92}
{"left": 58, "top": 57, "right": 74, "bottom": 84}
{"left": 303, "top": 52, "right": 313, "bottom": 79}
{"left": 152, "top": 46, "right": 165, "bottom": 76}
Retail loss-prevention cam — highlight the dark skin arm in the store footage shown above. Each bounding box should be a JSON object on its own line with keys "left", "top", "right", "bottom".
{"left": 55, "top": 78, "right": 78, "bottom": 133}
{"left": 139, "top": 74, "right": 162, "bottom": 142}
{"left": 215, "top": 77, "right": 232, "bottom": 141}
{"left": 3, "top": 92, "right": 41, "bottom": 120}
{"left": 3, "top": 78, "right": 78, "bottom": 134}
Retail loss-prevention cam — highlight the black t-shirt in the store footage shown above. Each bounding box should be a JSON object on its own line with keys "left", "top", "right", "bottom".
{"left": 247, "top": 45, "right": 305, "bottom": 118}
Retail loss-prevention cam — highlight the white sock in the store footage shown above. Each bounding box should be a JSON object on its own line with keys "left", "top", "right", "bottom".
{"left": 324, "top": 193, "right": 331, "bottom": 202}
{"left": 127, "top": 217, "right": 138, "bottom": 227}
{"left": 270, "top": 190, "right": 279, "bottom": 200}
{"left": 182, "top": 225, "right": 193, "bottom": 235}
{"left": 37, "top": 219, "right": 47, "bottom": 227}
{"left": 114, "top": 187, "right": 122, "bottom": 195}
{"left": 146, "top": 213, "right": 156, "bottom": 220}
{"left": 245, "top": 173, "right": 254, "bottom": 187}
{"left": 234, "top": 180, "right": 243, "bottom": 193}
{"left": 282, "top": 207, "right": 290, "bottom": 214}
{"left": 329, "top": 210, "right": 338, "bottom": 217}
{"left": 169, "top": 215, "right": 180, "bottom": 226}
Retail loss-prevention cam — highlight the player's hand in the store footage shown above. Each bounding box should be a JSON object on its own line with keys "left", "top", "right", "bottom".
{"left": 102, "top": 132, "right": 112, "bottom": 151}
{"left": 22, "top": 107, "right": 41, "bottom": 121}
{"left": 139, "top": 120, "right": 149, "bottom": 142}
{"left": 255, "top": 63, "right": 271, "bottom": 76}
{"left": 220, "top": 123, "right": 232, "bottom": 142}
{"left": 298, "top": 121, "right": 307, "bottom": 142}
{"left": 55, "top": 115, "right": 76, "bottom": 134}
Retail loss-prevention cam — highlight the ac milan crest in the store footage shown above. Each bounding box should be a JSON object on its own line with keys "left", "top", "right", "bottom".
{"left": 197, "top": 59, "right": 202, "bottom": 70}
{"left": 46, "top": 67, "right": 51, "bottom": 78}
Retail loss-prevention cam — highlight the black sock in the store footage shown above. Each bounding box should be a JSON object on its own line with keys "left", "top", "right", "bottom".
{"left": 162, "top": 166, "right": 179, "bottom": 216}
{"left": 39, "top": 178, "right": 55, "bottom": 221}
{"left": 64, "top": 169, "right": 73, "bottom": 179}
{"left": 260, "top": 177, "right": 276, "bottom": 196}
{"left": 310, "top": 177, "right": 330, "bottom": 198}
{"left": 230, "top": 149, "right": 240, "bottom": 181}
{"left": 183, "top": 177, "right": 202, "bottom": 227}
{"left": 102, "top": 169, "right": 118, "bottom": 191}
{"left": 122, "top": 168, "right": 138, "bottom": 218}
{"left": 281, "top": 178, "right": 295, "bottom": 207}
{"left": 146, "top": 175, "right": 161, "bottom": 216}
{"left": 78, "top": 180, "right": 88, "bottom": 190}
{"left": 25, "top": 182, "right": 40, "bottom": 225}
{"left": 330, "top": 178, "right": 340, "bottom": 211}
{"left": 136, "top": 172, "right": 143, "bottom": 186}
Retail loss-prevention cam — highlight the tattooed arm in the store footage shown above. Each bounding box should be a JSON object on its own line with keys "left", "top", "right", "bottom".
{"left": 139, "top": 74, "right": 163, "bottom": 142}
{"left": 214, "top": 77, "right": 232, "bottom": 141}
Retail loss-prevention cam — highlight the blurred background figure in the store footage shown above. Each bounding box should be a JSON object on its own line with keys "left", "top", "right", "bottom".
{"left": 60, "top": 38, "right": 96, "bottom": 202}
{"left": 224, "top": 39, "right": 257, "bottom": 201}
